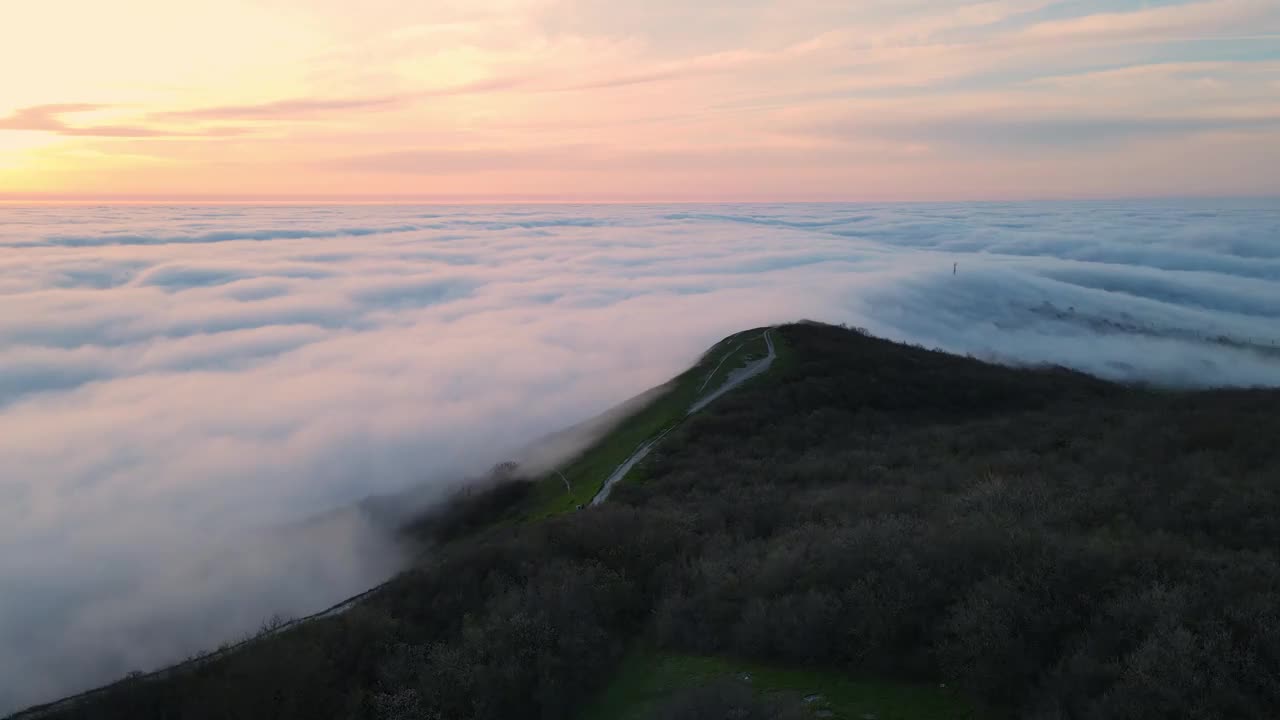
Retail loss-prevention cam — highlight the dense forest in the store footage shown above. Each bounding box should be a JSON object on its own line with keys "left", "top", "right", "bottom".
{"left": 14, "top": 323, "right": 1280, "bottom": 720}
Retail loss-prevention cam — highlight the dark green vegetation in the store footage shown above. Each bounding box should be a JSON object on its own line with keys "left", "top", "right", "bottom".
{"left": 16, "top": 323, "right": 1280, "bottom": 720}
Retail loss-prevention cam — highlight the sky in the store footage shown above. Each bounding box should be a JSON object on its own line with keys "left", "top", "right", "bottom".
{"left": 1, "top": 0, "right": 1278, "bottom": 201}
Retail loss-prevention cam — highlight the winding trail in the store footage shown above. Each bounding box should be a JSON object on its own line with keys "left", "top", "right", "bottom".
{"left": 590, "top": 329, "right": 775, "bottom": 505}
{"left": 697, "top": 340, "right": 745, "bottom": 393}
{"left": 590, "top": 428, "right": 673, "bottom": 505}
{"left": 688, "top": 330, "right": 775, "bottom": 415}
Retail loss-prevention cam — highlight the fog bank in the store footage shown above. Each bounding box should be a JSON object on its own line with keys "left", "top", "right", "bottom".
{"left": 1, "top": 199, "right": 1278, "bottom": 712}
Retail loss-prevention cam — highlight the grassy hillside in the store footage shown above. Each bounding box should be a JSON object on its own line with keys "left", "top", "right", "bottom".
{"left": 580, "top": 651, "right": 969, "bottom": 720}
{"left": 14, "top": 323, "right": 1280, "bottom": 720}
{"left": 429, "top": 326, "right": 778, "bottom": 521}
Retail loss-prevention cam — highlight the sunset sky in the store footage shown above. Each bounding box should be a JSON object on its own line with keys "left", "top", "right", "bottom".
{"left": 2, "top": 0, "right": 1278, "bottom": 201}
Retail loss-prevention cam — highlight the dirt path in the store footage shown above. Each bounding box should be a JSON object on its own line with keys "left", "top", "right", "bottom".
{"left": 697, "top": 340, "right": 745, "bottom": 393}
{"left": 590, "top": 329, "right": 775, "bottom": 505}
{"left": 689, "top": 329, "right": 774, "bottom": 414}
{"left": 589, "top": 427, "right": 673, "bottom": 505}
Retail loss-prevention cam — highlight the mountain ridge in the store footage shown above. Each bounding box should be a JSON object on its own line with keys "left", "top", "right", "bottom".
{"left": 12, "top": 322, "right": 1280, "bottom": 720}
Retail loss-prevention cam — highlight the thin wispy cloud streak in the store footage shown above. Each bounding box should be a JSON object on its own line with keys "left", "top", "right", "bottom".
{"left": 155, "top": 96, "right": 406, "bottom": 120}
{"left": 0, "top": 105, "right": 243, "bottom": 138}
{"left": 1, "top": 201, "right": 1279, "bottom": 712}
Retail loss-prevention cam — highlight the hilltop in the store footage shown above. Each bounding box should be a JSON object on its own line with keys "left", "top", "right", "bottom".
{"left": 12, "top": 322, "right": 1280, "bottom": 720}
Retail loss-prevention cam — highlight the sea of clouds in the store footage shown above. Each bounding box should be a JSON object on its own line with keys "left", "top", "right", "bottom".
{"left": 2, "top": 199, "right": 1279, "bottom": 711}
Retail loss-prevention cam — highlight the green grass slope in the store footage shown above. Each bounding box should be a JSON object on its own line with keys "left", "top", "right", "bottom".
{"left": 580, "top": 651, "right": 970, "bottom": 720}
{"left": 526, "top": 326, "right": 776, "bottom": 516}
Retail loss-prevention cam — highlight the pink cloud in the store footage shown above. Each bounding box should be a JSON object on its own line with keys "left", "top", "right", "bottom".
{"left": 0, "top": 104, "right": 242, "bottom": 138}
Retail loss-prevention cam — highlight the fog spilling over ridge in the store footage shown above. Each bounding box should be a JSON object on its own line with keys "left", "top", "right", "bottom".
{"left": 2, "top": 200, "right": 1279, "bottom": 712}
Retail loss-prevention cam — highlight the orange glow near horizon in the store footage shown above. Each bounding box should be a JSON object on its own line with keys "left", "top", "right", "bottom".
{"left": 2, "top": 0, "right": 1279, "bottom": 201}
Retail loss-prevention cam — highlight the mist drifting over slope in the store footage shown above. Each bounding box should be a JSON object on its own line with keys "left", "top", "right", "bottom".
{"left": 1, "top": 199, "right": 1278, "bottom": 712}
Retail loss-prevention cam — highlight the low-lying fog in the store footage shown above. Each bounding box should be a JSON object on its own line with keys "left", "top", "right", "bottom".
{"left": 2, "top": 200, "right": 1278, "bottom": 712}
